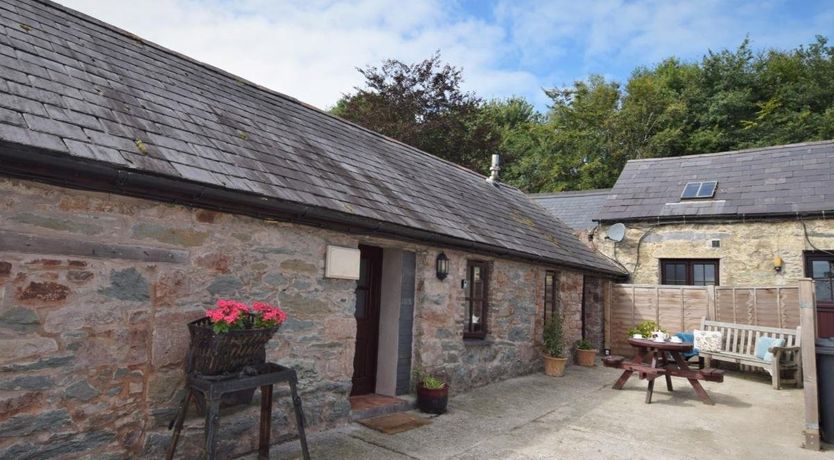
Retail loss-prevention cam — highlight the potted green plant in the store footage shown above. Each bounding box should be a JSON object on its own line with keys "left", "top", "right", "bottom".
{"left": 575, "top": 339, "right": 598, "bottom": 367}
{"left": 542, "top": 315, "right": 567, "bottom": 377}
{"left": 416, "top": 371, "right": 448, "bottom": 414}
{"left": 626, "top": 320, "right": 665, "bottom": 340}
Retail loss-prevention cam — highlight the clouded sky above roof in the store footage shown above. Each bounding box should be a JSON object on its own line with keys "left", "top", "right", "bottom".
{"left": 59, "top": 0, "right": 834, "bottom": 111}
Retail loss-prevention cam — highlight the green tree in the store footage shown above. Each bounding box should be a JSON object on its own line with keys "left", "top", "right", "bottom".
{"left": 332, "top": 37, "right": 834, "bottom": 193}
{"left": 331, "top": 52, "right": 499, "bottom": 173}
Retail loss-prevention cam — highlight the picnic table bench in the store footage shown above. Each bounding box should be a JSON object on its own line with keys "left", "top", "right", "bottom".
{"left": 698, "top": 319, "right": 802, "bottom": 389}
{"left": 604, "top": 338, "right": 724, "bottom": 405}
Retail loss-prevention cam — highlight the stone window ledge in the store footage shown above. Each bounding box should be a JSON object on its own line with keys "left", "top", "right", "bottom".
{"left": 463, "top": 338, "right": 493, "bottom": 347}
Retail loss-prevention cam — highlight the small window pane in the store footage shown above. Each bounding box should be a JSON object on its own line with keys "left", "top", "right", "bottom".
{"left": 681, "top": 182, "right": 700, "bottom": 199}
{"left": 697, "top": 181, "right": 717, "bottom": 198}
{"left": 471, "top": 301, "right": 484, "bottom": 331}
{"left": 663, "top": 262, "right": 686, "bottom": 285}
{"left": 813, "top": 260, "right": 832, "bottom": 279}
{"left": 472, "top": 280, "right": 484, "bottom": 299}
{"left": 704, "top": 264, "right": 716, "bottom": 285}
{"left": 693, "top": 264, "right": 705, "bottom": 285}
{"left": 465, "top": 262, "right": 488, "bottom": 337}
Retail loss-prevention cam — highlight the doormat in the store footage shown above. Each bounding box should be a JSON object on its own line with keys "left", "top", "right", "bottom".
{"left": 357, "top": 412, "right": 432, "bottom": 434}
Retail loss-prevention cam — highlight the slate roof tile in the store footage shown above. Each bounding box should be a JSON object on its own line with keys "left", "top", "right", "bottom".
{"left": 529, "top": 189, "right": 612, "bottom": 231}
{"left": 0, "top": 0, "right": 623, "bottom": 276}
{"left": 597, "top": 141, "right": 834, "bottom": 222}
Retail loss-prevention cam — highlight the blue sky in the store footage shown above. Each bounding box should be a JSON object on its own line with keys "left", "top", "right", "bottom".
{"left": 61, "top": 0, "right": 834, "bottom": 111}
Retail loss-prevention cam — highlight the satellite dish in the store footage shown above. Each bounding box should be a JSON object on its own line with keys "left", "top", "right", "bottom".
{"left": 607, "top": 223, "right": 626, "bottom": 242}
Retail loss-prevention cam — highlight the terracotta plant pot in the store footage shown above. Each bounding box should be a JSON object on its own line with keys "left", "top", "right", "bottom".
{"left": 543, "top": 355, "right": 568, "bottom": 377}
{"left": 576, "top": 349, "right": 598, "bottom": 367}
{"left": 417, "top": 384, "right": 449, "bottom": 414}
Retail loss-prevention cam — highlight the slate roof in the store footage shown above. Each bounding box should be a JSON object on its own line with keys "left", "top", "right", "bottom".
{"left": 529, "top": 189, "right": 610, "bottom": 231}
{"left": 0, "top": 0, "right": 624, "bottom": 276}
{"left": 597, "top": 141, "right": 834, "bottom": 223}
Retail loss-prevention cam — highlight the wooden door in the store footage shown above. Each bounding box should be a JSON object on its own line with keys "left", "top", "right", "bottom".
{"left": 351, "top": 245, "right": 383, "bottom": 395}
{"left": 806, "top": 253, "right": 834, "bottom": 338}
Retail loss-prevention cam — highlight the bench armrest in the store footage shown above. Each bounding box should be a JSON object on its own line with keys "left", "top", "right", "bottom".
{"left": 768, "top": 346, "right": 800, "bottom": 353}
{"left": 770, "top": 345, "right": 801, "bottom": 364}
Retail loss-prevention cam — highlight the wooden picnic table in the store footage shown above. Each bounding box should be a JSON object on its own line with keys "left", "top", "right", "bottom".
{"left": 603, "top": 338, "right": 724, "bottom": 405}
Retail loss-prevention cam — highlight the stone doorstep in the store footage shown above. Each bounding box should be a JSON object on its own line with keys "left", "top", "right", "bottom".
{"left": 349, "top": 394, "right": 416, "bottom": 421}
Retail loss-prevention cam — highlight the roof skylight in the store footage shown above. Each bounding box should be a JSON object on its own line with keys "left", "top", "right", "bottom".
{"left": 681, "top": 181, "right": 717, "bottom": 199}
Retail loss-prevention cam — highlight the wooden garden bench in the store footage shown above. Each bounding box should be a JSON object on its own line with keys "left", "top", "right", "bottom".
{"left": 698, "top": 319, "right": 802, "bottom": 389}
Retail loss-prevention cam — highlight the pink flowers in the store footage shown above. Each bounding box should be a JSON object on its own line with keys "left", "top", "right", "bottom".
{"left": 205, "top": 299, "right": 287, "bottom": 334}
{"left": 252, "top": 302, "right": 287, "bottom": 327}
{"left": 252, "top": 302, "right": 287, "bottom": 329}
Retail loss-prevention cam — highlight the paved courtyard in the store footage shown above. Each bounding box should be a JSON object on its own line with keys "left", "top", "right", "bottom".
{"left": 261, "top": 365, "right": 828, "bottom": 459}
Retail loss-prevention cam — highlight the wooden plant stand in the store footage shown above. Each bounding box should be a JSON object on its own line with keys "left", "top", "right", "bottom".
{"left": 166, "top": 363, "right": 310, "bottom": 460}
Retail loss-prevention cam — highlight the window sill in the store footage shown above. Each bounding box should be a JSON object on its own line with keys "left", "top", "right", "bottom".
{"left": 463, "top": 338, "right": 492, "bottom": 347}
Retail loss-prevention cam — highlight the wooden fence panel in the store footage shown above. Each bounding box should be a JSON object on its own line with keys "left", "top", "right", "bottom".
{"left": 657, "top": 287, "right": 684, "bottom": 334}
{"left": 683, "top": 288, "right": 709, "bottom": 332}
{"left": 755, "top": 288, "right": 780, "bottom": 327}
{"left": 715, "top": 288, "right": 736, "bottom": 323}
{"left": 633, "top": 287, "right": 658, "bottom": 325}
{"left": 609, "top": 285, "right": 635, "bottom": 356}
{"left": 606, "top": 284, "right": 800, "bottom": 356}
{"left": 780, "top": 287, "right": 800, "bottom": 328}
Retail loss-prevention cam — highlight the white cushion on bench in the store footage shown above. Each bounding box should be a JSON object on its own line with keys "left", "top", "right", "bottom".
{"left": 693, "top": 329, "right": 722, "bottom": 352}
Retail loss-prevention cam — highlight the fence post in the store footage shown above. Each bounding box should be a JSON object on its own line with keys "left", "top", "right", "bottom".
{"left": 707, "top": 285, "right": 716, "bottom": 320}
{"left": 798, "top": 278, "right": 820, "bottom": 450}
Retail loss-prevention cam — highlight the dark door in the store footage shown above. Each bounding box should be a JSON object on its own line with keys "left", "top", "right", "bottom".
{"left": 351, "top": 245, "right": 383, "bottom": 395}
{"left": 806, "top": 252, "right": 834, "bottom": 338}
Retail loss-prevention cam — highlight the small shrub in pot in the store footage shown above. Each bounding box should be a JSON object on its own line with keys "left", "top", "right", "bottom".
{"left": 416, "top": 371, "right": 448, "bottom": 414}
{"left": 542, "top": 315, "right": 568, "bottom": 377}
{"left": 575, "top": 339, "right": 598, "bottom": 367}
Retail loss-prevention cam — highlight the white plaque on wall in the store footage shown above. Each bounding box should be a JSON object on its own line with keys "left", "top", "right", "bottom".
{"left": 325, "top": 246, "right": 361, "bottom": 280}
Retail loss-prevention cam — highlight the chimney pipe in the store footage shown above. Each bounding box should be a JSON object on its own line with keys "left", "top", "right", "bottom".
{"left": 486, "top": 154, "right": 501, "bottom": 184}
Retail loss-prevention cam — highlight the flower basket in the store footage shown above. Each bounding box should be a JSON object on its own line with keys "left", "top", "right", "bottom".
{"left": 187, "top": 316, "right": 280, "bottom": 376}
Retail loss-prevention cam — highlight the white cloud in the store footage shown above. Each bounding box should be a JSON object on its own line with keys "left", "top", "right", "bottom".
{"left": 56, "top": 0, "right": 833, "bottom": 112}
{"left": 58, "top": 0, "right": 542, "bottom": 110}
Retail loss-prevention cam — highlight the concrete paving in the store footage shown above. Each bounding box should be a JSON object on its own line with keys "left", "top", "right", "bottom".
{"left": 263, "top": 365, "right": 829, "bottom": 459}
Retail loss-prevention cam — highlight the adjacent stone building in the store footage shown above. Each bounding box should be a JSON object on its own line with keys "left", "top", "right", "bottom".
{"left": 590, "top": 141, "right": 834, "bottom": 337}
{"left": 0, "top": 1, "right": 624, "bottom": 458}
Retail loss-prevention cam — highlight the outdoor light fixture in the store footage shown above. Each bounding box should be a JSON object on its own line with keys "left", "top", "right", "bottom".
{"left": 436, "top": 252, "right": 449, "bottom": 280}
{"left": 773, "top": 255, "right": 784, "bottom": 273}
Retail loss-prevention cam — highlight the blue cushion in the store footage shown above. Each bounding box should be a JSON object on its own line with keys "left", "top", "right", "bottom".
{"left": 676, "top": 332, "right": 699, "bottom": 358}
{"left": 676, "top": 332, "right": 695, "bottom": 344}
{"left": 755, "top": 337, "right": 785, "bottom": 363}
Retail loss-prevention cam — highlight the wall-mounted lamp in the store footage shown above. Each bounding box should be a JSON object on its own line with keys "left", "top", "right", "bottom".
{"left": 773, "top": 255, "right": 784, "bottom": 273}
{"left": 436, "top": 252, "right": 449, "bottom": 280}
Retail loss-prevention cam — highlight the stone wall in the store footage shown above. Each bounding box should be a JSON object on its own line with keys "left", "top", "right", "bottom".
{"left": 594, "top": 220, "right": 834, "bottom": 286}
{"left": 0, "top": 177, "right": 358, "bottom": 459}
{"left": 0, "top": 177, "right": 597, "bottom": 458}
{"left": 583, "top": 277, "right": 605, "bottom": 351}
{"left": 412, "top": 252, "right": 540, "bottom": 393}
